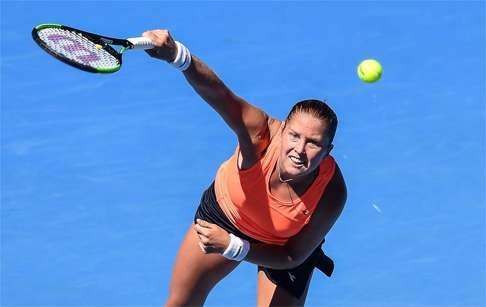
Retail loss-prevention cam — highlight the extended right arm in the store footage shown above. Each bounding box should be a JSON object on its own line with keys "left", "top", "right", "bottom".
{"left": 182, "top": 55, "right": 261, "bottom": 136}
{"left": 143, "top": 30, "right": 274, "bottom": 166}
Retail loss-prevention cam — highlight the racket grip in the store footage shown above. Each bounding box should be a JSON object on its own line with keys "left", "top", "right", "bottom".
{"left": 127, "top": 37, "right": 155, "bottom": 50}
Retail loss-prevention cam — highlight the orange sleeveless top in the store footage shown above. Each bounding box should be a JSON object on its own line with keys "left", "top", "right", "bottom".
{"left": 214, "top": 122, "right": 336, "bottom": 245}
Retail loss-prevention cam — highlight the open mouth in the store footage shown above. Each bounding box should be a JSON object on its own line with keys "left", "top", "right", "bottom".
{"left": 289, "top": 155, "right": 306, "bottom": 167}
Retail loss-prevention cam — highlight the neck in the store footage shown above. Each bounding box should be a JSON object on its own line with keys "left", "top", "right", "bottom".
{"left": 275, "top": 160, "right": 320, "bottom": 192}
{"left": 277, "top": 163, "right": 293, "bottom": 183}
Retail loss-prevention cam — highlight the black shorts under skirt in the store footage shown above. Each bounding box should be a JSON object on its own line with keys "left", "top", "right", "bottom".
{"left": 194, "top": 182, "right": 334, "bottom": 299}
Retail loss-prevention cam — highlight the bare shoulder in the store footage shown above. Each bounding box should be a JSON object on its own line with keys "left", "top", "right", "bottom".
{"left": 237, "top": 115, "right": 280, "bottom": 169}
{"left": 267, "top": 117, "right": 284, "bottom": 139}
{"left": 309, "top": 162, "right": 347, "bottom": 222}
{"left": 241, "top": 116, "right": 281, "bottom": 155}
{"left": 330, "top": 163, "right": 346, "bottom": 194}
{"left": 323, "top": 162, "right": 347, "bottom": 207}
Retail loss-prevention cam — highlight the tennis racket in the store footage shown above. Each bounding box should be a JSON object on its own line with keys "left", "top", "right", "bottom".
{"left": 32, "top": 23, "right": 155, "bottom": 73}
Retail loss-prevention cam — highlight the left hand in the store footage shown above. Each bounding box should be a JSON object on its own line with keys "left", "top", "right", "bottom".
{"left": 194, "top": 219, "right": 230, "bottom": 254}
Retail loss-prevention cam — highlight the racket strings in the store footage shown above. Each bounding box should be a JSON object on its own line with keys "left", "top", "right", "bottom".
{"left": 36, "top": 28, "right": 120, "bottom": 69}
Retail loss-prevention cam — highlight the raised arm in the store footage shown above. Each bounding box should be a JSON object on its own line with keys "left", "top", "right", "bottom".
{"left": 143, "top": 30, "right": 275, "bottom": 166}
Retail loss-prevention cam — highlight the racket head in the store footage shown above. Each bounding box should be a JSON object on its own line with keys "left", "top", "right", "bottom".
{"left": 32, "top": 24, "right": 124, "bottom": 73}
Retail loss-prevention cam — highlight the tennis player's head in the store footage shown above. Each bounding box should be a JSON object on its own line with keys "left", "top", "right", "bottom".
{"left": 279, "top": 99, "right": 338, "bottom": 182}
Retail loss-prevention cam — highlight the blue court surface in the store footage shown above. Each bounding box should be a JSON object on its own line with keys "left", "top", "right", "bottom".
{"left": 1, "top": 1, "right": 485, "bottom": 306}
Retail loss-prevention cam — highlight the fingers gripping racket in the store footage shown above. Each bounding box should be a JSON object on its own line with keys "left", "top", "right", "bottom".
{"left": 32, "top": 23, "right": 154, "bottom": 73}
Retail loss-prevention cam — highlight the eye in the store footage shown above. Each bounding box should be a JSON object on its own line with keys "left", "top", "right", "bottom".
{"left": 307, "top": 142, "right": 321, "bottom": 150}
{"left": 288, "top": 132, "right": 299, "bottom": 142}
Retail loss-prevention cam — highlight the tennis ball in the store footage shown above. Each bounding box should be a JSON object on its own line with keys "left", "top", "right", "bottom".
{"left": 357, "top": 59, "right": 382, "bottom": 83}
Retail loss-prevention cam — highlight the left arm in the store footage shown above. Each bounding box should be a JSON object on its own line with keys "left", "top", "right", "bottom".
{"left": 195, "top": 165, "right": 347, "bottom": 269}
{"left": 279, "top": 164, "right": 347, "bottom": 267}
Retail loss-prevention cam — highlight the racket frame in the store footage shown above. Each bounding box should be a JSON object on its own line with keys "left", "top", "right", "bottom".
{"left": 32, "top": 23, "right": 136, "bottom": 73}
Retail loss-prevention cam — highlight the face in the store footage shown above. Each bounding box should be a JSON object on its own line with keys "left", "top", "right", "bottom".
{"left": 278, "top": 112, "right": 333, "bottom": 182}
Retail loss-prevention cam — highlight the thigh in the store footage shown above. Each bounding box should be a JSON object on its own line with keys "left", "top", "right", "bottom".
{"left": 256, "top": 269, "right": 313, "bottom": 307}
{"left": 166, "top": 225, "right": 240, "bottom": 306}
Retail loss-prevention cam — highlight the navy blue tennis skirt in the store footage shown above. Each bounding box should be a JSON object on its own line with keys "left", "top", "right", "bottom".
{"left": 194, "top": 182, "right": 334, "bottom": 299}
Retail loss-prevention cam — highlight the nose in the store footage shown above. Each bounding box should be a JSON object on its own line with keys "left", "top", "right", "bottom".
{"left": 294, "top": 139, "right": 306, "bottom": 155}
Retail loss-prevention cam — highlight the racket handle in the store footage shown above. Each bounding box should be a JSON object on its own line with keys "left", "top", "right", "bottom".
{"left": 127, "top": 37, "right": 155, "bottom": 50}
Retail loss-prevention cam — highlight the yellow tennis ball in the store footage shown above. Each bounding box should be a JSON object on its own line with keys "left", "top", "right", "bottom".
{"left": 357, "top": 59, "right": 382, "bottom": 83}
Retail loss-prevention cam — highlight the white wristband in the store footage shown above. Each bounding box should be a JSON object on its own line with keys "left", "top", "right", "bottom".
{"left": 171, "top": 41, "right": 192, "bottom": 71}
{"left": 222, "top": 233, "right": 250, "bottom": 261}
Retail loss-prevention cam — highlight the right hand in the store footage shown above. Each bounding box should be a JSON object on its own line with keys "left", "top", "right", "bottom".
{"left": 142, "top": 29, "right": 178, "bottom": 62}
{"left": 194, "top": 219, "right": 231, "bottom": 255}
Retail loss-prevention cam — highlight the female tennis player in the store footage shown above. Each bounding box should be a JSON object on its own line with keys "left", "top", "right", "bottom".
{"left": 143, "top": 29, "right": 347, "bottom": 306}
